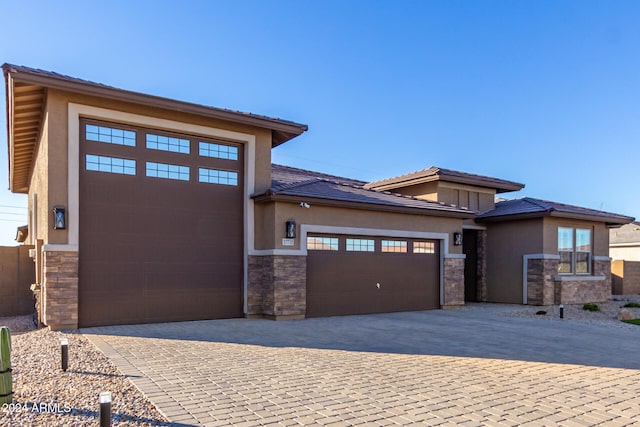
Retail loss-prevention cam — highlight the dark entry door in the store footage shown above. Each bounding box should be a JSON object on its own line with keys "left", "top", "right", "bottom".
{"left": 306, "top": 235, "right": 440, "bottom": 317}
{"left": 463, "top": 229, "right": 478, "bottom": 302}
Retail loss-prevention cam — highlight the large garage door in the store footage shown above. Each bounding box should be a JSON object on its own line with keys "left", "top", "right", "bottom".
{"left": 306, "top": 234, "right": 440, "bottom": 317}
{"left": 78, "top": 119, "right": 244, "bottom": 327}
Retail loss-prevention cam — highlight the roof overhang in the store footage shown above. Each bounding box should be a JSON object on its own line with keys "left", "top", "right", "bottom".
{"left": 252, "top": 192, "right": 475, "bottom": 219}
{"left": 4, "top": 64, "right": 308, "bottom": 193}
{"left": 366, "top": 170, "right": 525, "bottom": 194}
{"left": 476, "top": 210, "right": 634, "bottom": 228}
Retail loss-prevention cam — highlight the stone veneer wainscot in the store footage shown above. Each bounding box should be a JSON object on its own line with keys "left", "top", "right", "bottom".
{"left": 42, "top": 250, "right": 79, "bottom": 330}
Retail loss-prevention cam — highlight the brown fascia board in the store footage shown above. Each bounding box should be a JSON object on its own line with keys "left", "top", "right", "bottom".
{"left": 4, "top": 71, "right": 11, "bottom": 189}
{"left": 369, "top": 173, "right": 524, "bottom": 194}
{"left": 4, "top": 65, "right": 308, "bottom": 146}
{"left": 252, "top": 193, "right": 475, "bottom": 219}
{"left": 476, "top": 210, "right": 634, "bottom": 226}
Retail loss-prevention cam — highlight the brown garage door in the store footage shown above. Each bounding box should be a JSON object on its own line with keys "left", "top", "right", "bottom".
{"left": 306, "top": 234, "right": 440, "bottom": 317}
{"left": 78, "top": 119, "right": 244, "bottom": 327}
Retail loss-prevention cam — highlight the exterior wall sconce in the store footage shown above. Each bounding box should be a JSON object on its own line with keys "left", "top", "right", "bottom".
{"left": 453, "top": 232, "right": 462, "bottom": 246}
{"left": 286, "top": 220, "right": 296, "bottom": 239}
{"left": 53, "top": 207, "right": 66, "bottom": 230}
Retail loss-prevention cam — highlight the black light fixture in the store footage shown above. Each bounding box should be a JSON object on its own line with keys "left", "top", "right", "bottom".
{"left": 53, "top": 207, "right": 66, "bottom": 230}
{"left": 286, "top": 220, "right": 296, "bottom": 239}
{"left": 453, "top": 232, "right": 463, "bottom": 246}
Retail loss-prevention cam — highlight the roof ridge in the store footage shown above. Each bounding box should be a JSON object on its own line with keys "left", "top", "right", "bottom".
{"left": 523, "top": 197, "right": 553, "bottom": 211}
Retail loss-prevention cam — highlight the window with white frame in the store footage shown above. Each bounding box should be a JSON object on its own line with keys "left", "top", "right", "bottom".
{"left": 558, "top": 227, "right": 591, "bottom": 274}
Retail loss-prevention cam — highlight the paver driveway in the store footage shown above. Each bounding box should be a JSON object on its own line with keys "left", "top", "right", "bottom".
{"left": 83, "top": 305, "right": 640, "bottom": 426}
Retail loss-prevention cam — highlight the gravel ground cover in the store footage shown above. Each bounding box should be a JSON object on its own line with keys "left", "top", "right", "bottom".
{"left": 0, "top": 315, "right": 169, "bottom": 426}
{"left": 499, "top": 294, "right": 640, "bottom": 328}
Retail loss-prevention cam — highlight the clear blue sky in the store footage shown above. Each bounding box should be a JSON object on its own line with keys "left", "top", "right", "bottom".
{"left": 1, "top": 0, "right": 639, "bottom": 245}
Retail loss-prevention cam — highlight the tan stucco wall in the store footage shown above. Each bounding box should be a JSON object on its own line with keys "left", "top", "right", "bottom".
{"left": 28, "top": 110, "right": 50, "bottom": 245}
{"left": 384, "top": 181, "right": 496, "bottom": 212}
{"left": 610, "top": 246, "right": 640, "bottom": 261}
{"left": 254, "top": 201, "right": 465, "bottom": 254}
{"left": 485, "top": 218, "right": 543, "bottom": 303}
{"left": 542, "top": 217, "right": 609, "bottom": 256}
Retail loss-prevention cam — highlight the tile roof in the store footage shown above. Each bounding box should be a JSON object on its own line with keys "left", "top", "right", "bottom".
{"left": 260, "top": 164, "right": 474, "bottom": 217}
{"left": 271, "top": 164, "right": 366, "bottom": 188}
{"left": 476, "top": 197, "right": 634, "bottom": 225}
{"left": 365, "top": 166, "right": 524, "bottom": 193}
{"left": 3, "top": 63, "right": 307, "bottom": 146}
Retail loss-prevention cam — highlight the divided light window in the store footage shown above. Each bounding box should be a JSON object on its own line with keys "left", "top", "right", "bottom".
{"left": 307, "top": 236, "right": 339, "bottom": 251}
{"left": 146, "top": 134, "right": 190, "bottom": 154}
{"left": 198, "top": 168, "right": 238, "bottom": 186}
{"left": 346, "top": 238, "right": 375, "bottom": 252}
{"left": 86, "top": 124, "right": 136, "bottom": 146}
{"left": 558, "top": 227, "right": 591, "bottom": 274}
{"left": 381, "top": 240, "right": 407, "bottom": 253}
{"left": 413, "top": 241, "right": 435, "bottom": 254}
{"left": 146, "top": 162, "right": 190, "bottom": 181}
{"left": 86, "top": 155, "right": 136, "bottom": 175}
{"left": 199, "top": 142, "right": 238, "bottom": 160}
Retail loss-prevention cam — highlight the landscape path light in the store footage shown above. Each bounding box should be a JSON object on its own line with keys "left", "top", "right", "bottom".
{"left": 100, "top": 391, "right": 112, "bottom": 427}
{"left": 559, "top": 304, "right": 564, "bottom": 319}
{"left": 60, "top": 338, "right": 68, "bottom": 372}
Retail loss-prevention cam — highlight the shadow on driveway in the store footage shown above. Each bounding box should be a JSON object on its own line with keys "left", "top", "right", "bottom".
{"left": 82, "top": 305, "right": 640, "bottom": 370}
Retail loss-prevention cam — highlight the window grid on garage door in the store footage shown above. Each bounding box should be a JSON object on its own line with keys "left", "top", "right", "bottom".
{"left": 86, "top": 124, "right": 136, "bottom": 147}
{"left": 346, "top": 238, "right": 375, "bottom": 252}
{"left": 381, "top": 239, "right": 408, "bottom": 253}
{"left": 86, "top": 154, "right": 136, "bottom": 175}
{"left": 307, "top": 236, "right": 339, "bottom": 251}
{"left": 413, "top": 241, "right": 435, "bottom": 254}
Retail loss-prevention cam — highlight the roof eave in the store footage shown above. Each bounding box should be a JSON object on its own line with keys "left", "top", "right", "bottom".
{"left": 367, "top": 174, "right": 524, "bottom": 193}
{"left": 252, "top": 192, "right": 475, "bottom": 219}
{"left": 476, "top": 210, "right": 634, "bottom": 225}
{"left": 5, "top": 65, "right": 308, "bottom": 147}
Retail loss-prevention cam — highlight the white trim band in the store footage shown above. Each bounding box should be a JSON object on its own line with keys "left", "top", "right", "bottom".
{"left": 554, "top": 275, "right": 606, "bottom": 282}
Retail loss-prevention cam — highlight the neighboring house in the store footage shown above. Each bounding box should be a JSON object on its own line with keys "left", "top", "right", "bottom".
{"left": 610, "top": 222, "right": 640, "bottom": 261}
{"left": 610, "top": 222, "right": 640, "bottom": 295}
{"left": 3, "top": 64, "right": 635, "bottom": 329}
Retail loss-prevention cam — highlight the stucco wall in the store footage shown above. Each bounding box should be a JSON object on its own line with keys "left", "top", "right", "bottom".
{"left": 485, "top": 218, "right": 543, "bottom": 303}
{"left": 254, "top": 201, "right": 465, "bottom": 254}
{"left": 542, "top": 217, "right": 609, "bottom": 256}
{"left": 0, "top": 245, "right": 36, "bottom": 316}
{"left": 612, "top": 260, "right": 640, "bottom": 295}
{"left": 28, "top": 111, "right": 50, "bottom": 245}
{"left": 610, "top": 246, "right": 640, "bottom": 262}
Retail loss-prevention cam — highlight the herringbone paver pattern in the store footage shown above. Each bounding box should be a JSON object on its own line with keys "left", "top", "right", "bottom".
{"left": 84, "top": 308, "right": 640, "bottom": 426}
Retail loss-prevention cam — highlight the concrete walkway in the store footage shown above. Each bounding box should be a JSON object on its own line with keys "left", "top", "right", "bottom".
{"left": 83, "top": 305, "right": 640, "bottom": 426}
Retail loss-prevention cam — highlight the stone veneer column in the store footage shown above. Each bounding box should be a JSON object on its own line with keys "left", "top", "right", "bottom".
{"left": 42, "top": 250, "right": 78, "bottom": 330}
{"left": 476, "top": 230, "right": 488, "bottom": 302}
{"left": 248, "top": 255, "right": 306, "bottom": 319}
{"left": 527, "top": 258, "right": 558, "bottom": 306}
{"left": 443, "top": 258, "right": 465, "bottom": 307}
{"left": 593, "top": 257, "right": 612, "bottom": 291}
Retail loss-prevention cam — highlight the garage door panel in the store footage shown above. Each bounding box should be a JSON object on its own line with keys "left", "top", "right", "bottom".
{"left": 306, "top": 235, "right": 439, "bottom": 318}
{"left": 79, "top": 119, "right": 243, "bottom": 326}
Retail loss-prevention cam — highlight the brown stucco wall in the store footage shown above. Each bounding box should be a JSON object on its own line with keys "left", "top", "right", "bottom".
{"left": 0, "top": 246, "right": 36, "bottom": 316}
{"left": 28, "top": 111, "right": 50, "bottom": 245}
{"left": 485, "top": 218, "right": 543, "bottom": 303}
{"left": 255, "top": 201, "right": 464, "bottom": 255}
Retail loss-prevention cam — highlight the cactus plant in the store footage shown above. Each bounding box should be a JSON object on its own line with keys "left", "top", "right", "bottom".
{"left": 0, "top": 326, "right": 11, "bottom": 404}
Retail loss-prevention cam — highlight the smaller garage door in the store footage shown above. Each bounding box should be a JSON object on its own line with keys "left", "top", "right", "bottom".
{"left": 306, "top": 234, "right": 440, "bottom": 317}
